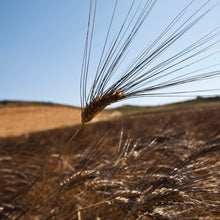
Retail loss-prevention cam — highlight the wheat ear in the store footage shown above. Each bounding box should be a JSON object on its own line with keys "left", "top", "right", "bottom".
{"left": 81, "top": 0, "right": 220, "bottom": 113}
{"left": 82, "top": 90, "right": 127, "bottom": 124}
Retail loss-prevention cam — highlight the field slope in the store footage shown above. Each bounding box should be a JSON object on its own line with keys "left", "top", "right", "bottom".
{"left": 0, "top": 101, "right": 111, "bottom": 137}
{"left": 1, "top": 97, "right": 220, "bottom": 137}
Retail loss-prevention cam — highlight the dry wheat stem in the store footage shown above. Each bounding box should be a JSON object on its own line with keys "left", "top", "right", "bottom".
{"left": 25, "top": 125, "right": 83, "bottom": 219}
{"left": 73, "top": 199, "right": 112, "bottom": 214}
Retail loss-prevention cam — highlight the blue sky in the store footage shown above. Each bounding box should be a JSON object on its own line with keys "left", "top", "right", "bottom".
{"left": 1, "top": 0, "right": 220, "bottom": 107}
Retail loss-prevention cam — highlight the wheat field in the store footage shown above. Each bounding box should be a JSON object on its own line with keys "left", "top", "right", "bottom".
{"left": 1, "top": 0, "right": 220, "bottom": 219}
{"left": 0, "top": 105, "right": 219, "bottom": 219}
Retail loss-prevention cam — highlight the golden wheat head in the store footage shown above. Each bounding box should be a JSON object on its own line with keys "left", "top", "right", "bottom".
{"left": 81, "top": 90, "right": 127, "bottom": 124}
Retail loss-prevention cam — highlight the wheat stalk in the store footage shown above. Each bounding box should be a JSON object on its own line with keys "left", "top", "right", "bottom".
{"left": 26, "top": 0, "right": 220, "bottom": 218}
{"left": 80, "top": 0, "right": 220, "bottom": 122}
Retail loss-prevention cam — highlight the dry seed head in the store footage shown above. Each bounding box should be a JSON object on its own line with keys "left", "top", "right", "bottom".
{"left": 114, "top": 190, "right": 141, "bottom": 198}
{"left": 113, "top": 197, "right": 131, "bottom": 205}
{"left": 59, "top": 170, "right": 96, "bottom": 192}
{"left": 88, "top": 179, "right": 125, "bottom": 191}
{"left": 81, "top": 90, "right": 127, "bottom": 124}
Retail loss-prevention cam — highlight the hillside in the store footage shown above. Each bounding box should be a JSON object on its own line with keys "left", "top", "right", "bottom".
{"left": 1, "top": 96, "right": 220, "bottom": 137}
{"left": 106, "top": 96, "right": 220, "bottom": 115}
{"left": 0, "top": 103, "right": 110, "bottom": 137}
{"left": 0, "top": 100, "right": 75, "bottom": 109}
